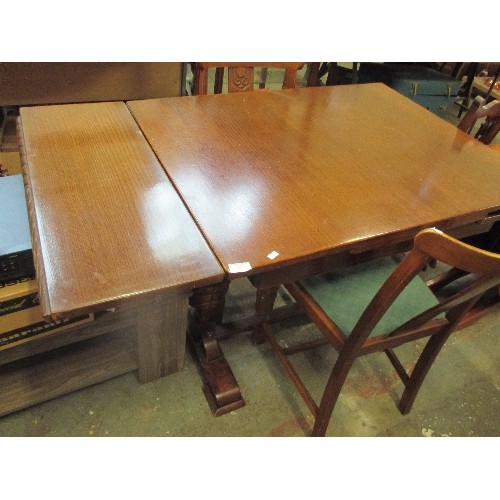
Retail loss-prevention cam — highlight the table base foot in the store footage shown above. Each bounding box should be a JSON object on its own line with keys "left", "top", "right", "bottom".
{"left": 202, "top": 377, "right": 246, "bottom": 417}
{"left": 187, "top": 328, "right": 245, "bottom": 416}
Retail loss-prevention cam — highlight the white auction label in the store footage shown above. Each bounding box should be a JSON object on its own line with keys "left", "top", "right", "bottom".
{"left": 228, "top": 262, "right": 252, "bottom": 273}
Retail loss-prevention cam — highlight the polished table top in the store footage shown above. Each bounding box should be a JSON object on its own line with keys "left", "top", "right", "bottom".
{"left": 128, "top": 84, "right": 500, "bottom": 278}
{"left": 18, "top": 101, "right": 223, "bottom": 320}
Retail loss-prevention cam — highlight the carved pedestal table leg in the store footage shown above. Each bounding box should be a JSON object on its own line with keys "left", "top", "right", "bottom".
{"left": 188, "top": 281, "right": 245, "bottom": 416}
{"left": 251, "top": 285, "right": 280, "bottom": 344}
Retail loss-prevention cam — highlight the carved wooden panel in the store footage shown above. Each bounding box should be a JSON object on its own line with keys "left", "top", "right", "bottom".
{"left": 228, "top": 67, "right": 254, "bottom": 93}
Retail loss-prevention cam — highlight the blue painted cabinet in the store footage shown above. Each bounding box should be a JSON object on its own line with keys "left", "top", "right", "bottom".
{"left": 358, "top": 63, "right": 464, "bottom": 117}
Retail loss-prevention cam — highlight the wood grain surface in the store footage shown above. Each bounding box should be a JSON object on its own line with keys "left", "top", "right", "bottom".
{"left": 127, "top": 84, "right": 500, "bottom": 277}
{"left": 0, "top": 62, "right": 183, "bottom": 106}
{"left": 18, "top": 101, "right": 223, "bottom": 319}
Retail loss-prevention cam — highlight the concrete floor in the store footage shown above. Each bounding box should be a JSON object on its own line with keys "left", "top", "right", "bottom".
{"left": 0, "top": 276, "right": 498, "bottom": 437}
{"left": 0, "top": 65, "right": 498, "bottom": 438}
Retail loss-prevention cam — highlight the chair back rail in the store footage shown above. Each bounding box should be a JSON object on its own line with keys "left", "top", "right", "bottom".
{"left": 458, "top": 95, "right": 500, "bottom": 144}
{"left": 193, "top": 62, "right": 304, "bottom": 95}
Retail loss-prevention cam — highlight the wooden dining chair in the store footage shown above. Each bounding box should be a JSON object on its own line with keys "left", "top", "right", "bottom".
{"left": 261, "top": 228, "right": 500, "bottom": 436}
{"left": 192, "top": 63, "right": 304, "bottom": 95}
{"left": 428, "top": 98, "right": 500, "bottom": 291}
{"left": 458, "top": 95, "right": 500, "bottom": 145}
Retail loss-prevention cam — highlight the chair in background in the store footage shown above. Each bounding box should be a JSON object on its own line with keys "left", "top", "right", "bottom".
{"left": 458, "top": 95, "right": 500, "bottom": 146}
{"left": 428, "top": 97, "right": 500, "bottom": 290}
{"left": 190, "top": 61, "right": 307, "bottom": 339}
{"left": 261, "top": 228, "right": 500, "bottom": 436}
{"left": 192, "top": 63, "right": 304, "bottom": 95}
{"left": 212, "top": 66, "right": 270, "bottom": 93}
{"left": 306, "top": 62, "right": 359, "bottom": 87}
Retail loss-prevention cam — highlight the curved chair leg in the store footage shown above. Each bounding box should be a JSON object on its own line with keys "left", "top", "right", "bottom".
{"left": 312, "top": 356, "right": 356, "bottom": 437}
{"left": 398, "top": 333, "right": 448, "bottom": 414}
{"left": 400, "top": 294, "right": 482, "bottom": 415}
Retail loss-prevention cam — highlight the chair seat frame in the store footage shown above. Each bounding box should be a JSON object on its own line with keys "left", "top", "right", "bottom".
{"left": 264, "top": 229, "right": 500, "bottom": 436}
